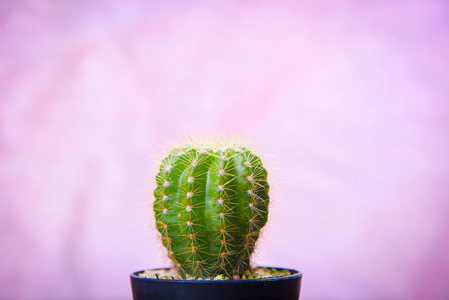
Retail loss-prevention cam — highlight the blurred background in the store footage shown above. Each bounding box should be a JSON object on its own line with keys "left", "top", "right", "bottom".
{"left": 1, "top": 0, "right": 449, "bottom": 299}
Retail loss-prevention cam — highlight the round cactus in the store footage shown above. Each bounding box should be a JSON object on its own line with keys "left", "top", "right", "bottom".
{"left": 153, "top": 140, "right": 270, "bottom": 279}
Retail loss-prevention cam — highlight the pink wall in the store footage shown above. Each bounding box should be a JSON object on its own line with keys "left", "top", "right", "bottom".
{"left": 1, "top": 1, "right": 449, "bottom": 299}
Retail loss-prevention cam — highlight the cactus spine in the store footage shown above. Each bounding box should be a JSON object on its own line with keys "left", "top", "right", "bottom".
{"left": 153, "top": 140, "right": 270, "bottom": 279}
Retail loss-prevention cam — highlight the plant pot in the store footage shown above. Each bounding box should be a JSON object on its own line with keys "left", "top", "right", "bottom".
{"left": 130, "top": 267, "right": 302, "bottom": 300}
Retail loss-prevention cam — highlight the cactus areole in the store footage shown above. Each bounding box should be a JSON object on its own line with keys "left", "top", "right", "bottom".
{"left": 153, "top": 141, "right": 270, "bottom": 279}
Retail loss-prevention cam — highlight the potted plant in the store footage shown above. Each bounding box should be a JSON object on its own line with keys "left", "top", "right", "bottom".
{"left": 130, "top": 138, "right": 302, "bottom": 300}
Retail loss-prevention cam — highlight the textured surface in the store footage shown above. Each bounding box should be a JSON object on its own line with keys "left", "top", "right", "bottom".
{"left": 1, "top": 0, "right": 449, "bottom": 299}
{"left": 153, "top": 144, "right": 269, "bottom": 278}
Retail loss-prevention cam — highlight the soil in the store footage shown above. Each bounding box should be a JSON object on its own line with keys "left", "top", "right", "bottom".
{"left": 137, "top": 267, "right": 293, "bottom": 280}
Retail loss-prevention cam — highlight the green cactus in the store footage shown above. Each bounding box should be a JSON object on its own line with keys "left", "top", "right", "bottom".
{"left": 153, "top": 140, "right": 270, "bottom": 279}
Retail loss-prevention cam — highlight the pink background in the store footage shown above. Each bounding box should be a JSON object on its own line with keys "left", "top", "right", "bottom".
{"left": 1, "top": 1, "right": 449, "bottom": 299}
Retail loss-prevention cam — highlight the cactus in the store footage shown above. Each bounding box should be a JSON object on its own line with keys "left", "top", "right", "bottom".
{"left": 153, "top": 140, "right": 270, "bottom": 279}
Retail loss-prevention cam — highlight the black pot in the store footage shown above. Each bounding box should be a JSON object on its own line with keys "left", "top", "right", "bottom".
{"left": 130, "top": 267, "right": 302, "bottom": 300}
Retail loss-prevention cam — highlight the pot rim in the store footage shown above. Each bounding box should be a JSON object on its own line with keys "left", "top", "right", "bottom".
{"left": 130, "top": 266, "right": 302, "bottom": 284}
